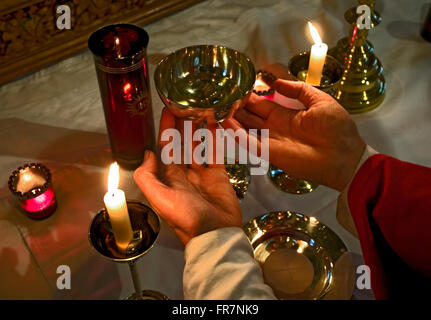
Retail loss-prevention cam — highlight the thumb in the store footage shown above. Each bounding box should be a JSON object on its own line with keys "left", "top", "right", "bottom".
{"left": 134, "top": 150, "right": 172, "bottom": 208}
{"left": 274, "top": 79, "right": 323, "bottom": 107}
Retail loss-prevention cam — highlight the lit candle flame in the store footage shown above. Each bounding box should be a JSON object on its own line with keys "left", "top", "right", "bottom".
{"left": 254, "top": 78, "right": 269, "bottom": 91}
{"left": 108, "top": 162, "right": 120, "bottom": 193}
{"left": 308, "top": 22, "right": 322, "bottom": 45}
{"left": 22, "top": 171, "right": 32, "bottom": 182}
{"left": 115, "top": 37, "right": 120, "bottom": 46}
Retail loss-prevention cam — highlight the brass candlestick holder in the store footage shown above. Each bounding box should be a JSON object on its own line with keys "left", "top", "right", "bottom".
{"left": 267, "top": 53, "right": 343, "bottom": 195}
{"left": 329, "top": 0, "right": 386, "bottom": 114}
{"left": 88, "top": 200, "right": 168, "bottom": 300}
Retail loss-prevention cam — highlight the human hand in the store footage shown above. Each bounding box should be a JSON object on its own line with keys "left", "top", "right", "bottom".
{"left": 223, "top": 79, "right": 366, "bottom": 191}
{"left": 134, "top": 108, "right": 242, "bottom": 245}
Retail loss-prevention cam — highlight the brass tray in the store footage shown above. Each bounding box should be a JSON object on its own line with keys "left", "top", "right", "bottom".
{"left": 243, "top": 211, "right": 354, "bottom": 300}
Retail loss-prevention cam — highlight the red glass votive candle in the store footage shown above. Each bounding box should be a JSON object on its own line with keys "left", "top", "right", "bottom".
{"left": 88, "top": 24, "right": 156, "bottom": 170}
{"left": 253, "top": 70, "right": 276, "bottom": 100}
{"left": 8, "top": 163, "right": 57, "bottom": 219}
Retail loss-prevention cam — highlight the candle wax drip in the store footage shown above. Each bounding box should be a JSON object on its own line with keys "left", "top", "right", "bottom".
{"left": 297, "top": 70, "right": 331, "bottom": 86}
{"left": 103, "top": 216, "right": 156, "bottom": 258}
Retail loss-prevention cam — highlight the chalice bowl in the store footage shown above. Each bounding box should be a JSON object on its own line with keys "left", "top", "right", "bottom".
{"left": 154, "top": 45, "right": 256, "bottom": 198}
{"left": 89, "top": 201, "right": 169, "bottom": 300}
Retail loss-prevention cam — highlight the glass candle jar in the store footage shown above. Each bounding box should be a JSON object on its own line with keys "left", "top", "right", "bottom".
{"left": 8, "top": 163, "right": 57, "bottom": 219}
{"left": 253, "top": 70, "right": 276, "bottom": 100}
{"left": 88, "top": 24, "right": 156, "bottom": 170}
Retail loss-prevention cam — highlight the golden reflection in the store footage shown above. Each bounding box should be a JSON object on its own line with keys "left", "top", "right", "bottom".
{"left": 297, "top": 241, "right": 309, "bottom": 254}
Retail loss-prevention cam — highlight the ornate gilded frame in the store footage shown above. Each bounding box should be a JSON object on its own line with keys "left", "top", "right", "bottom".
{"left": 0, "top": 0, "right": 203, "bottom": 85}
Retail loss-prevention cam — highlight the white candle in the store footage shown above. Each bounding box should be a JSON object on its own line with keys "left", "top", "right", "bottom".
{"left": 306, "top": 22, "right": 328, "bottom": 86}
{"left": 103, "top": 162, "right": 133, "bottom": 251}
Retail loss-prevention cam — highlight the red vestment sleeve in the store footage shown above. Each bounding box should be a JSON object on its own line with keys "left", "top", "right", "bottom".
{"left": 348, "top": 154, "right": 431, "bottom": 300}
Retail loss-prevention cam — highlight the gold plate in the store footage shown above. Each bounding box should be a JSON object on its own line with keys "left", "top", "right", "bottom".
{"left": 243, "top": 211, "right": 354, "bottom": 300}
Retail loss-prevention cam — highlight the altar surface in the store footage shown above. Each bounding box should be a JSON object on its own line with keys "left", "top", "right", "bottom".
{"left": 0, "top": 0, "right": 430, "bottom": 299}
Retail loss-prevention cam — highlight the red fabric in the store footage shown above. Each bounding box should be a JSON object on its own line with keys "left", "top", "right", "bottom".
{"left": 348, "top": 154, "right": 431, "bottom": 300}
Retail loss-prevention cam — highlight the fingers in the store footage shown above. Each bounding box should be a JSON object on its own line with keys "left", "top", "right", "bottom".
{"left": 158, "top": 107, "right": 221, "bottom": 168}
{"left": 274, "top": 79, "right": 321, "bottom": 107}
{"left": 134, "top": 151, "right": 173, "bottom": 208}
{"left": 205, "top": 123, "right": 224, "bottom": 169}
{"left": 220, "top": 117, "right": 244, "bottom": 131}
{"left": 187, "top": 122, "right": 221, "bottom": 169}
{"left": 158, "top": 107, "right": 176, "bottom": 150}
{"left": 244, "top": 94, "right": 278, "bottom": 119}
{"left": 220, "top": 117, "right": 263, "bottom": 159}
{"left": 235, "top": 108, "right": 266, "bottom": 130}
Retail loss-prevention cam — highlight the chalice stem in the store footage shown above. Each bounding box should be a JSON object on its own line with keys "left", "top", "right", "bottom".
{"left": 128, "top": 260, "right": 144, "bottom": 300}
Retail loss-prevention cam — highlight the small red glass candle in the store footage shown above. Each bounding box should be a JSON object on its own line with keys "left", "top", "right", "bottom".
{"left": 8, "top": 163, "right": 57, "bottom": 219}
{"left": 253, "top": 70, "right": 276, "bottom": 100}
{"left": 88, "top": 24, "right": 156, "bottom": 170}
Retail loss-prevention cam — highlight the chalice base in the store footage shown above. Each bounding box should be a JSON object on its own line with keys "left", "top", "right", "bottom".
{"left": 268, "top": 166, "right": 318, "bottom": 195}
{"left": 225, "top": 162, "right": 251, "bottom": 199}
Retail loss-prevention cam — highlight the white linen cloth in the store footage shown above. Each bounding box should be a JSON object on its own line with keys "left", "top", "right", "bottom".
{"left": 0, "top": 0, "right": 430, "bottom": 299}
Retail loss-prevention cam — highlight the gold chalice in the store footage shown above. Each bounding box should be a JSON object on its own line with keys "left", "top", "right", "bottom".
{"left": 154, "top": 45, "right": 256, "bottom": 198}
{"left": 154, "top": 45, "right": 256, "bottom": 125}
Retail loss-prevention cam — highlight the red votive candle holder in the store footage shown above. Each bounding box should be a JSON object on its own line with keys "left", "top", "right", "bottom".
{"left": 88, "top": 24, "right": 156, "bottom": 170}
{"left": 253, "top": 70, "right": 277, "bottom": 100}
{"left": 8, "top": 163, "right": 57, "bottom": 219}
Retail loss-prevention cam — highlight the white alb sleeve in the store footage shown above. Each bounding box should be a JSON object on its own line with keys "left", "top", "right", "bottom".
{"left": 336, "top": 145, "right": 379, "bottom": 237}
{"left": 183, "top": 227, "right": 276, "bottom": 300}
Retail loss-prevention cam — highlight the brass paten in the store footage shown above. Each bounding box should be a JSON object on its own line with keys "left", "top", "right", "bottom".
{"left": 329, "top": 0, "right": 386, "bottom": 114}
{"left": 268, "top": 166, "right": 319, "bottom": 195}
{"left": 243, "top": 211, "right": 351, "bottom": 300}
